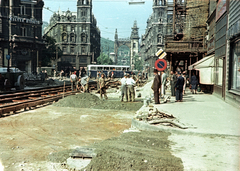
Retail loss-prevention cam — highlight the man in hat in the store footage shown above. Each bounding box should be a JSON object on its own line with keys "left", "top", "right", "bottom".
{"left": 175, "top": 72, "right": 184, "bottom": 102}
{"left": 120, "top": 73, "right": 128, "bottom": 102}
{"left": 152, "top": 69, "right": 161, "bottom": 104}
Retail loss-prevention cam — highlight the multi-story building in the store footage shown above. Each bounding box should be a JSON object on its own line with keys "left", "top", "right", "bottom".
{"left": 44, "top": 0, "right": 100, "bottom": 71}
{"left": 0, "top": 0, "right": 44, "bottom": 73}
{"left": 140, "top": 0, "right": 172, "bottom": 75}
{"left": 226, "top": 0, "right": 240, "bottom": 107}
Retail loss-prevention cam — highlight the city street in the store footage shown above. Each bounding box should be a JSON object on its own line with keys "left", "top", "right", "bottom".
{"left": 0, "top": 80, "right": 239, "bottom": 170}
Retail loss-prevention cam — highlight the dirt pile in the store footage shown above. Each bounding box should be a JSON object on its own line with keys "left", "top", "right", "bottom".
{"left": 54, "top": 93, "right": 143, "bottom": 111}
{"left": 82, "top": 131, "right": 183, "bottom": 171}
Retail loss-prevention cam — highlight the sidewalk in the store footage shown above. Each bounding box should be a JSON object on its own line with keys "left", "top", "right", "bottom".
{"left": 137, "top": 80, "right": 240, "bottom": 137}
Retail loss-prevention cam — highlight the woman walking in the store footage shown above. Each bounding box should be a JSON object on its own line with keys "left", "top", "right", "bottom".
{"left": 191, "top": 72, "right": 198, "bottom": 94}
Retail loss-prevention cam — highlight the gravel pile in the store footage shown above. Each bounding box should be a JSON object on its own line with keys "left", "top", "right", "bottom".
{"left": 54, "top": 93, "right": 143, "bottom": 111}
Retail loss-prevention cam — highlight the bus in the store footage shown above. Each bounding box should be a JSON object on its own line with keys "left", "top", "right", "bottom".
{"left": 87, "top": 65, "right": 131, "bottom": 78}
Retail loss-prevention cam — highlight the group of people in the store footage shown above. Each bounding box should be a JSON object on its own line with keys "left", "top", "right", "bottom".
{"left": 120, "top": 73, "right": 139, "bottom": 102}
{"left": 152, "top": 69, "right": 199, "bottom": 104}
{"left": 70, "top": 71, "right": 109, "bottom": 100}
{"left": 70, "top": 71, "right": 90, "bottom": 93}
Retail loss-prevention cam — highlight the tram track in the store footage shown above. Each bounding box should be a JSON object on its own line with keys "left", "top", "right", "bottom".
{"left": 0, "top": 85, "right": 75, "bottom": 117}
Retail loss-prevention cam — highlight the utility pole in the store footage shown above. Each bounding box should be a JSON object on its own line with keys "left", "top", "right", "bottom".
{"left": 8, "top": 0, "right": 12, "bottom": 72}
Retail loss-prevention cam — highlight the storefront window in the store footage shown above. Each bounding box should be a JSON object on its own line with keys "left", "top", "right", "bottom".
{"left": 231, "top": 40, "right": 240, "bottom": 90}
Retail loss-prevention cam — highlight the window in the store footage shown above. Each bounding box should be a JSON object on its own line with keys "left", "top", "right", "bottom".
{"left": 71, "top": 47, "right": 75, "bottom": 54}
{"left": 82, "top": 24, "right": 86, "bottom": 31}
{"left": 81, "top": 10, "right": 86, "bottom": 16}
{"left": 82, "top": 46, "right": 86, "bottom": 53}
{"left": 81, "top": 34, "right": 87, "bottom": 43}
{"left": 71, "top": 25, "right": 75, "bottom": 32}
{"left": 21, "top": 27, "right": 27, "bottom": 36}
{"left": 231, "top": 39, "right": 240, "bottom": 90}
{"left": 62, "top": 33, "right": 67, "bottom": 42}
{"left": 62, "top": 47, "right": 67, "bottom": 53}
{"left": 215, "top": 58, "right": 223, "bottom": 86}
{"left": 20, "top": 5, "right": 26, "bottom": 15}
{"left": 133, "top": 43, "right": 136, "bottom": 48}
{"left": 63, "top": 25, "right": 67, "bottom": 32}
{"left": 70, "top": 33, "right": 75, "bottom": 42}
{"left": 158, "top": 35, "right": 162, "bottom": 44}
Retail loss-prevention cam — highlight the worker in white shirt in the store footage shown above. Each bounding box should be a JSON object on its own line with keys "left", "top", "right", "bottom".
{"left": 126, "top": 74, "right": 138, "bottom": 102}
{"left": 70, "top": 71, "right": 78, "bottom": 91}
{"left": 120, "top": 73, "right": 128, "bottom": 102}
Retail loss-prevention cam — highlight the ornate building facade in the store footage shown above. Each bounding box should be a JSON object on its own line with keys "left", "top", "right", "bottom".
{"left": 0, "top": 0, "right": 44, "bottom": 73}
{"left": 44, "top": 0, "right": 100, "bottom": 71}
{"left": 140, "top": 0, "right": 172, "bottom": 74}
{"left": 114, "top": 21, "right": 140, "bottom": 69}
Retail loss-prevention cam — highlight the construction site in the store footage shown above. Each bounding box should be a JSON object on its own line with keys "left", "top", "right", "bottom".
{"left": 0, "top": 74, "right": 239, "bottom": 171}
{"left": 0, "top": 0, "right": 240, "bottom": 170}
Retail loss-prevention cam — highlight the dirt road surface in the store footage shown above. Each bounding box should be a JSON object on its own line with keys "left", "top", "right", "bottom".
{"left": 0, "top": 102, "right": 136, "bottom": 170}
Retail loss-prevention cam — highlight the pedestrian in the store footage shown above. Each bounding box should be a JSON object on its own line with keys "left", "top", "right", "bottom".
{"left": 111, "top": 71, "right": 114, "bottom": 80}
{"left": 53, "top": 70, "right": 56, "bottom": 79}
{"left": 142, "top": 71, "right": 145, "bottom": 80}
{"left": 126, "top": 74, "right": 137, "bottom": 102}
{"left": 99, "top": 73, "right": 108, "bottom": 100}
{"left": 170, "top": 71, "right": 177, "bottom": 96}
{"left": 41, "top": 70, "right": 45, "bottom": 81}
{"left": 161, "top": 70, "right": 167, "bottom": 98}
{"left": 182, "top": 72, "right": 186, "bottom": 95}
{"left": 70, "top": 71, "right": 78, "bottom": 91}
{"left": 81, "top": 75, "right": 88, "bottom": 93}
{"left": 191, "top": 72, "right": 198, "bottom": 94}
{"left": 151, "top": 69, "right": 161, "bottom": 104}
{"left": 0, "top": 73, "right": 5, "bottom": 91}
{"left": 175, "top": 72, "right": 184, "bottom": 102}
{"left": 146, "top": 70, "right": 148, "bottom": 80}
{"left": 120, "top": 73, "right": 128, "bottom": 102}
{"left": 60, "top": 70, "right": 64, "bottom": 80}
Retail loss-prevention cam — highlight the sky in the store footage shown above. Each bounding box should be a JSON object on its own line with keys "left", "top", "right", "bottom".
{"left": 43, "top": 0, "right": 153, "bottom": 41}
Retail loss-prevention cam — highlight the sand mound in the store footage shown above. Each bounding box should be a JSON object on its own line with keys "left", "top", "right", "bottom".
{"left": 54, "top": 93, "right": 143, "bottom": 111}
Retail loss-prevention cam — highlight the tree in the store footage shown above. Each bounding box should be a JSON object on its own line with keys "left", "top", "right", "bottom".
{"left": 41, "top": 36, "right": 62, "bottom": 66}
{"left": 134, "top": 55, "right": 143, "bottom": 71}
{"left": 97, "top": 53, "right": 113, "bottom": 65}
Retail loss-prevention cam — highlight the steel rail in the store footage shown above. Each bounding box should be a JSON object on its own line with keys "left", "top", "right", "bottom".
{"left": 0, "top": 85, "right": 75, "bottom": 117}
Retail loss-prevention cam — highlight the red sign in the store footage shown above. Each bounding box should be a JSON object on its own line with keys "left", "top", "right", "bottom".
{"left": 155, "top": 59, "right": 167, "bottom": 71}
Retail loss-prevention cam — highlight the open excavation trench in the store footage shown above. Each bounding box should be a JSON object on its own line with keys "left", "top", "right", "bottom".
{"left": 0, "top": 92, "right": 183, "bottom": 171}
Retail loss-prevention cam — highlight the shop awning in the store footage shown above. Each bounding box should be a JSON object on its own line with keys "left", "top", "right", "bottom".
{"left": 188, "top": 54, "right": 215, "bottom": 70}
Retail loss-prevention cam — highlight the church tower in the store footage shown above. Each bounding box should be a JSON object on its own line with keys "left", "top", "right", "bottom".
{"left": 76, "top": 0, "right": 93, "bottom": 67}
{"left": 130, "top": 20, "right": 140, "bottom": 68}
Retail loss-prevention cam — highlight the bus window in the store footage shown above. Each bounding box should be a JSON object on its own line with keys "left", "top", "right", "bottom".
{"left": 91, "top": 67, "right": 97, "bottom": 70}
{"left": 116, "top": 67, "right": 121, "bottom": 71}
{"left": 97, "top": 67, "right": 103, "bottom": 70}
{"left": 104, "top": 67, "right": 109, "bottom": 70}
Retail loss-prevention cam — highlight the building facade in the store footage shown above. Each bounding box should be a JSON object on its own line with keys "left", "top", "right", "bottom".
{"left": 140, "top": 0, "right": 171, "bottom": 74}
{"left": 226, "top": 0, "right": 240, "bottom": 107}
{"left": 44, "top": 0, "right": 100, "bottom": 71}
{"left": 114, "top": 21, "right": 140, "bottom": 69}
{"left": 0, "top": 0, "right": 44, "bottom": 73}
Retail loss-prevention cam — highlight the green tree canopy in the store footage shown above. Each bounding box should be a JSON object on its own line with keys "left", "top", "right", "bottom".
{"left": 134, "top": 55, "right": 143, "bottom": 71}
{"left": 41, "top": 36, "right": 62, "bottom": 66}
{"left": 97, "top": 53, "right": 113, "bottom": 65}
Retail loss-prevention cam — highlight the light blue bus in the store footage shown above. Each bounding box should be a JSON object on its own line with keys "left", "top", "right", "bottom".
{"left": 87, "top": 65, "right": 131, "bottom": 78}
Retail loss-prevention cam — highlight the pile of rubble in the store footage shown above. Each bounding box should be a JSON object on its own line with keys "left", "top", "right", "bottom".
{"left": 135, "top": 105, "right": 188, "bottom": 129}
